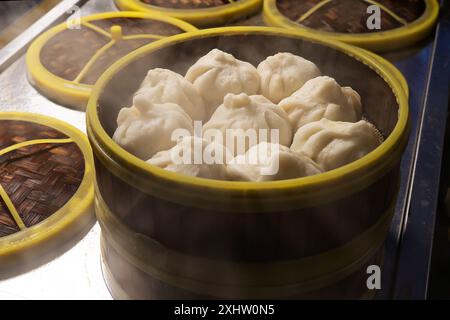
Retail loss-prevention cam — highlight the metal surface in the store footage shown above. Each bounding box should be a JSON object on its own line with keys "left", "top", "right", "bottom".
{"left": 0, "top": 0, "right": 448, "bottom": 300}
{"left": 393, "top": 1, "right": 450, "bottom": 299}
{"left": 0, "top": 0, "right": 117, "bottom": 300}
{"left": 0, "top": 225, "right": 110, "bottom": 300}
{"left": 376, "top": 40, "right": 434, "bottom": 299}
{"left": 0, "top": 0, "right": 117, "bottom": 130}
{"left": 0, "top": 0, "right": 87, "bottom": 73}
{"left": 376, "top": 1, "right": 449, "bottom": 299}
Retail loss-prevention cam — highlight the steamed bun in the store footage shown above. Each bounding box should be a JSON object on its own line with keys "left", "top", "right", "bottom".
{"left": 290, "top": 119, "right": 381, "bottom": 171}
{"left": 203, "top": 93, "right": 293, "bottom": 155}
{"left": 257, "top": 52, "right": 321, "bottom": 103}
{"left": 113, "top": 103, "right": 194, "bottom": 160}
{"left": 148, "top": 136, "right": 230, "bottom": 180}
{"left": 227, "top": 142, "right": 322, "bottom": 182}
{"left": 133, "top": 68, "right": 207, "bottom": 121}
{"left": 279, "top": 76, "right": 362, "bottom": 132}
{"left": 185, "top": 49, "right": 260, "bottom": 115}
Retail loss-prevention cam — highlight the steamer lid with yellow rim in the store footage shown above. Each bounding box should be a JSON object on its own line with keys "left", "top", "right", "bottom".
{"left": 114, "top": 0, "right": 263, "bottom": 27}
{"left": 26, "top": 11, "right": 197, "bottom": 111}
{"left": 264, "top": 0, "right": 440, "bottom": 52}
{"left": 0, "top": 112, "right": 95, "bottom": 279}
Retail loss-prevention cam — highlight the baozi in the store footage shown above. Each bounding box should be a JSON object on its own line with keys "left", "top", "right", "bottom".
{"left": 185, "top": 49, "right": 260, "bottom": 115}
{"left": 227, "top": 142, "right": 322, "bottom": 182}
{"left": 290, "top": 119, "right": 381, "bottom": 171}
{"left": 134, "top": 68, "right": 207, "bottom": 122}
{"left": 203, "top": 93, "right": 293, "bottom": 155}
{"left": 279, "top": 76, "right": 362, "bottom": 132}
{"left": 113, "top": 103, "right": 194, "bottom": 160}
{"left": 113, "top": 48, "right": 381, "bottom": 182}
{"left": 257, "top": 52, "right": 321, "bottom": 103}
{"left": 148, "top": 136, "right": 230, "bottom": 180}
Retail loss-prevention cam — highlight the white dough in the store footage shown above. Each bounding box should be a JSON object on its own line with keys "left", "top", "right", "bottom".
{"left": 279, "top": 76, "right": 362, "bottom": 132}
{"left": 113, "top": 103, "right": 194, "bottom": 160}
{"left": 113, "top": 50, "right": 380, "bottom": 181}
{"left": 227, "top": 142, "right": 322, "bottom": 182}
{"left": 203, "top": 93, "right": 293, "bottom": 156}
{"left": 133, "top": 68, "right": 207, "bottom": 121}
{"left": 290, "top": 119, "right": 381, "bottom": 171}
{"left": 257, "top": 52, "right": 321, "bottom": 103}
{"left": 147, "top": 136, "right": 231, "bottom": 180}
{"left": 185, "top": 49, "right": 260, "bottom": 115}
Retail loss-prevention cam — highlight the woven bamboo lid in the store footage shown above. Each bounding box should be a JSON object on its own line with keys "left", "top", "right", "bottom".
{"left": 26, "top": 12, "right": 197, "bottom": 110}
{"left": 0, "top": 112, "right": 95, "bottom": 279}
{"left": 114, "top": 0, "right": 263, "bottom": 27}
{"left": 264, "top": 0, "right": 440, "bottom": 52}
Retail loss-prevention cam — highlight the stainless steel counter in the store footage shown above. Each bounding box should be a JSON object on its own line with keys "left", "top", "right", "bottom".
{"left": 0, "top": 0, "right": 117, "bottom": 300}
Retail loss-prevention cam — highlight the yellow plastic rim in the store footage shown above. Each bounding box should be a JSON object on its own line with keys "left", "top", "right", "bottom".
{"left": 87, "top": 27, "right": 409, "bottom": 202}
{"left": 0, "top": 112, "right": 95, "bottom": 259}
{"left": 263, "top": 0, "right": 440, "bottom": 52}
{"left": 114, "top": 0, "right": 263, "bottom": 26}
{"left": 26, "top": 11, "right": 197, "bottom": 110}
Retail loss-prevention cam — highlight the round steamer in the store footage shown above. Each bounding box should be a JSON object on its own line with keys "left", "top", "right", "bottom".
{"left": 264, "top": 0, "right": 440, "bottom": 52}
{"left": 100, "top": 232, "right": 384, "bottom": 299}
{"left": 0, "top": 112, "right": 95, "bottom": 279}
{"left": 87, "top": 27, "right": 409, "bottom": 299}
{"left": 114, "top": 0, "right": 263, "bottom": 27}
{"left": 26, "top": 12, "right": 197, "bottom": 110}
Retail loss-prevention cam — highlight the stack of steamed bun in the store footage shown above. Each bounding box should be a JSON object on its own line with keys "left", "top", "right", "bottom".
{"left": 113, "top": 49, "right": 382, "bottom": 182}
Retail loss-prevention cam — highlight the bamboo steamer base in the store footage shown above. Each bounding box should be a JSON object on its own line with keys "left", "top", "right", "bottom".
{"left": 26, "top": 12, "right": 196, "bottom": 110}
{"left": 100, "top": 235, "right": 384, "bottom": 300}
{"left": 263, "top": 0, "right": 440, "bottom": 52}
{"left": 95, "top": 185, "right": 394, "bottom": 300}
{"left": 114, "top": 0, "right": 263, "bottom": 27}
{"left": 0, "top": 113, "right": 95, "bottom": 279}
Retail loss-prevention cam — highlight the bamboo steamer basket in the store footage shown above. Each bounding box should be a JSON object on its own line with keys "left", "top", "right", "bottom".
{"left": 26, "top": 12, "right": 197, "bottom": 110}
{"left": 0, "top": 112, "right": 95, "bottom": 279}
{"left": 114, "top": 0, "right": 263, "bottom": 27}
{"left": 263, "top": 0, "right": 440, "bottom": 52}
{"left": 86, "top": 27, "right": 409, "bottom": 299}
